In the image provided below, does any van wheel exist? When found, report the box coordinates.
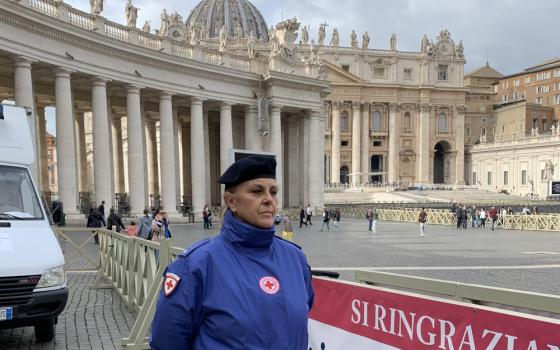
[34,319,55,342]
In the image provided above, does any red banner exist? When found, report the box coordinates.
[308,277,560,350]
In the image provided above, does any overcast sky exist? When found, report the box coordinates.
[44,0,558,135]
[63,0,559,75]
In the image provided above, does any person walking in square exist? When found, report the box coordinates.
[489,206,498,230]
[418,208,427,237]
[332,209,340,232]
[107,207,126,233]
[461,205,468,229]
[203,204,211,229]
[281,214,294,241]
[306,204,313,225]
[299,207,308,228]
[320,208,330,232]
[479,208,487,229]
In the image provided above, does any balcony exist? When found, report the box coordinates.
[370,128,388,136]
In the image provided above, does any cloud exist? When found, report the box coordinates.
[65,0,559,74]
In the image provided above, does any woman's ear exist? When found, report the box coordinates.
[224,191,236,213]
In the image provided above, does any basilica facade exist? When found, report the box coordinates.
[319,30,467,186]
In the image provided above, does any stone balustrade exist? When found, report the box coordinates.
[17,0,311,77]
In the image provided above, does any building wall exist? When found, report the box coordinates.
[470,135,560,197]
[494,60,560,121]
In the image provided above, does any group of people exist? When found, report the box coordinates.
[86,202,172,244]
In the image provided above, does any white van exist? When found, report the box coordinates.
[0,104,67,342]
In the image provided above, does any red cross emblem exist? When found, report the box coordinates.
[259,276,280,295]
[164,273,180,297]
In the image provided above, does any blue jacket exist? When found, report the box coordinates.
[150,209,314,350]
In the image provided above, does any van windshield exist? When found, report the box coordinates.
[0,165,44,220]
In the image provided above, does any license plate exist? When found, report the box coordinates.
[0,307,13,321]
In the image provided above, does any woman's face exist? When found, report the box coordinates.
[225,178,278,229]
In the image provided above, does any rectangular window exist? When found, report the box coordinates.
[373,67,385,78]
[472,172,477,185]
[555,95,560,105]
[493,85,498,93]
[525,76,532,84]
[555,69,560,78]
[404,68,412,80]
[341,64,350,72]
[341,140,349,147]
[541,169,546,180]
[438,65,448,81]
[521,170,527,185]
[487,171,492,186]
[514,79,520,87]
[503,171,509,186]
[536,97,543,104]
[466,127,470,136]
[373,141,382,147]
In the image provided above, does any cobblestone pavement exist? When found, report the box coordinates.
[3,217,559,348]
[0,273,137,350]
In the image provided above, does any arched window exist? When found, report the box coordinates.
[438,112,447,132]
[371,111,382,130]
[340,111,350,131]
[403,112,412,133]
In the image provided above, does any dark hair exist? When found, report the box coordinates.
[143,209,149,215]
[130,221,136,225]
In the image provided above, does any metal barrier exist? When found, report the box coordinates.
[355,270,560,319]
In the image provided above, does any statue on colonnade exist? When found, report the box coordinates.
[318,23,327,45]
[330,28,339,47]
[362,31,370,49]
[89,0,103,16]
[219,25,228,52]
[142,20,150,33]
[247,31,256,58]
[350,30,358,48]
[125,0,138,28]
[300,25,309,45]
[160,9,169,36]
[390,33,397,50]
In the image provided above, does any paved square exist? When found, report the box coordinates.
[3,217,560,349]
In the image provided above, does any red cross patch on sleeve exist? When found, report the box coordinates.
[164,272,181,297]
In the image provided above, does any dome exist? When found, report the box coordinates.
[186,0,269,42]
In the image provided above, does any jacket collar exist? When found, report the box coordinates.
[220,209,275,250]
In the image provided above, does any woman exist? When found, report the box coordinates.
[151,208,164,243]
[150,155,314,350]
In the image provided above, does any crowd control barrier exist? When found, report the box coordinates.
[55,228,560,349]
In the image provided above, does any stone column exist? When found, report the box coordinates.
[388,103,400,185]
[331,102,341,184]
[159,92,179,215]
[287,116,300,207]
[54,68,79,215]
[145,117,159,198]
[74,112,88,193]
[308,110,323,210]
[181,123,191,200]
[417,103,431,183]
[244,105,259,151]
[455,105,466,185]
[36,107,50,192]
[190,97,206,218]
[299,115,310,207]
[91,78,113,207]
[351,102,362,186]
[14,56,39,185]
[112,116,125,194]
[220,102,234,203]
[203,109,211,204]
[270,105,283,209]
[361,103,370,183]
[126,85,148,216]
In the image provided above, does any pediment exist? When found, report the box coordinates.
[322,60,364,84]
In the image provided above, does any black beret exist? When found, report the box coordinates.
[218,155,276,190]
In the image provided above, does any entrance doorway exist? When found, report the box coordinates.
[370,155,384,183]
[433,141,451,184]
[340,166,349,184]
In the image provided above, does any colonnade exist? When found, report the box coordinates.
[9,55,325,219]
